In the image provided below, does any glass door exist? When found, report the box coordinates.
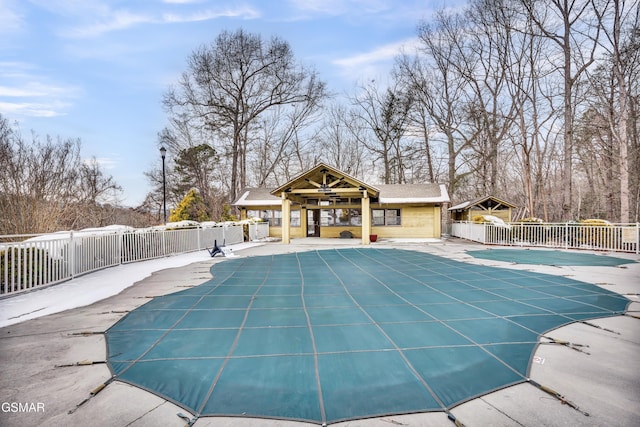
[307,209,320,237]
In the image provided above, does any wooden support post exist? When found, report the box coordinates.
[361,191,371,245]
[282,193,291,244]
[301,206,307,237]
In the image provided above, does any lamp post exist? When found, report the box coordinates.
[160,146,167,224]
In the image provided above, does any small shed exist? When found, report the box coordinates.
[449,195,517,222]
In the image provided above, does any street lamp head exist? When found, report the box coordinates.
[159,146,167,159]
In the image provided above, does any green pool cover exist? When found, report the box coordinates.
[467,248,636,266]
[106,248,630,424]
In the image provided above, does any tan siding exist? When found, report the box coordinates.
[244,204,442,239]
[371,205,437,238]
[270,226,282,238]
[291,225,305,238]
[320,227,361,238]
[254,224,304,239]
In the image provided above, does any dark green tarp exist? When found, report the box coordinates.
[106,248,630,424]
[467,248,636,266]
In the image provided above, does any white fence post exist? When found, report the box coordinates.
[69,231,76,279]
[162,229,167,257]
[118,231,123,265]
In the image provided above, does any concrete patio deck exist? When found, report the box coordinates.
[1,238,639,427]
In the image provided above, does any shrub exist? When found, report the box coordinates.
[472,215,486,224]
[579,219,612,226]
[219,204,237,222]
[517,217,544,223]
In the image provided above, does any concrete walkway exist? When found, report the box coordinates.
[1,238,639,427]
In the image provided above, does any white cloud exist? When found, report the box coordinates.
[61,10,155,38]
[163,0,205,4]
[0,81,76,98]
[288,0,389,16]
[0,62,81,118]
[333,37,420,75]
[0,0,24,34]
[0,101,68,117]
[162,6,260,23]
[0,87,40,97]
[60,4,260,38]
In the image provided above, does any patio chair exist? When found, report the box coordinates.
[207,239,225,257]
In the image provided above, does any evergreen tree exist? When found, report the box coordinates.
[169,189,211,222]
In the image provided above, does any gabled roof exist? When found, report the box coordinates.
[378,184,449,204]
[449,195,516,211]
[234,183,450,206]
[233,163,451,207]
[271,163,379,203]
[233,188,281,206]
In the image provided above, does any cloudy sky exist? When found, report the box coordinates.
[0,0,461,206]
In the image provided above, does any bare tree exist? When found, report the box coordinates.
[402,96,438,183]
[397,11,475,198]
[519,0,604,219]
[600,0,638,222]
[0,114,121,234]
[163,29,327,202]
[249,98,324,187]
[349,79,414,184]
[316,103,369,178]
[491,0,560,220]
[574,0,640,222]
[454,0,520,196]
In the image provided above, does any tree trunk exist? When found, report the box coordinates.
[562,31,573,219]
[612,0,630,223]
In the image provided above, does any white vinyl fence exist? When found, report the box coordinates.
[451,221,640,254]
[0,223,250,296]
[248,222,269,241]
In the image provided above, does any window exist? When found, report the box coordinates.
[335,208,350,226]
[372,209,401,226]
[320,209,362,226]
[247,210,282,226]
[290,210,300,227]
[372,209,385,226]
[349,209,362,225]
[385,209,401,225]
[273,210,282,226]
[320,209,332,226]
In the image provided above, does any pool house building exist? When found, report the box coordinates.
[233,163,450,244]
